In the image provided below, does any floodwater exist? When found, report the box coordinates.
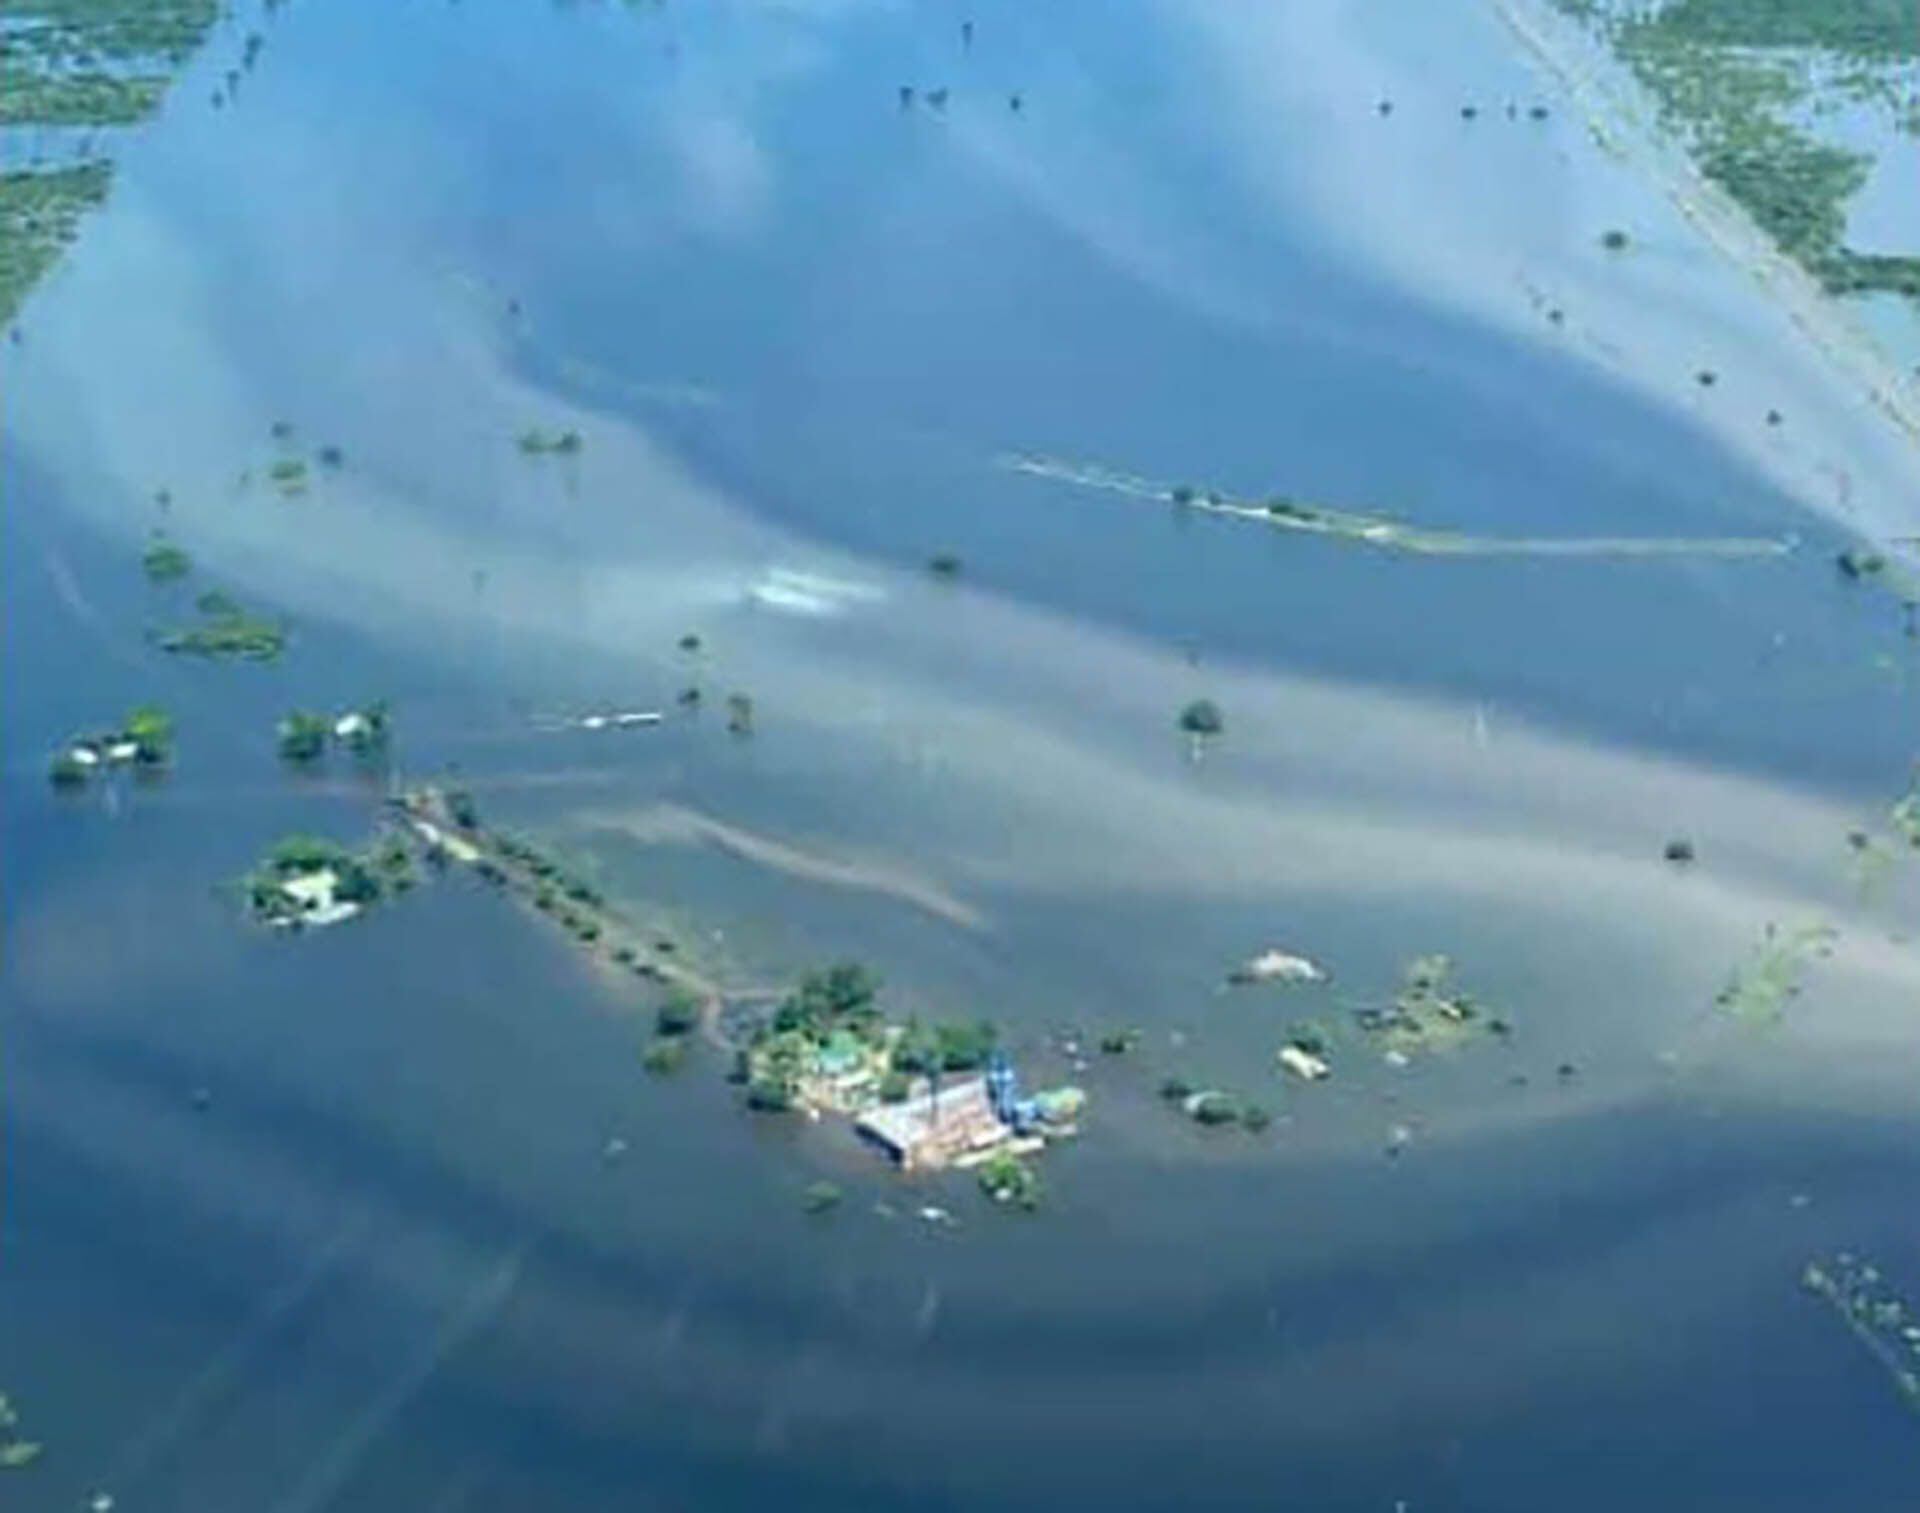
[3,0,1918,1509]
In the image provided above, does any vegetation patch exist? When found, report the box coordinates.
[153,590,287,660]
[1178,698,1225,738]
[1354,954,1512,1056]
[977,1149,1041,1209]
[1714,920,1837,1022]
[267,457,310,495]
[641,1036,688,1075]
[276,702,389,763]
[242,831,415,929]
[1556,0,1920,302]
[1,0,221,325]
[141,535,192,583]
[1,160,113,326]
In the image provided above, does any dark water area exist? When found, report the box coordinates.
[7,780,1920,1510]
[5,0,1920,1507]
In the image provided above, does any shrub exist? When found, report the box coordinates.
[656,992,700,1038]
[641,1037,687,1075]
[1178,699,1224,737]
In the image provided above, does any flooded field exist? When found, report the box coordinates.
[3,0,1917,1509]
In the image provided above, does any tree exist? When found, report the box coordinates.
[269,834,350,874]
[927,552,962,578]
[642,1036,687,1075]
[48,751,88,787]
[657,991,700,1037]
[1600,228,1630,251]
[277,710,329,763]
[934,1019,995,1071]
[977,1149,1040,1209]
[333,864,380,905]
[124,705,173,764]
[142,537,192,582]
[1178,698,1224,737]
[745,1079,791,1112]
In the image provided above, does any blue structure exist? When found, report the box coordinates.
[987,1050,1042,1134]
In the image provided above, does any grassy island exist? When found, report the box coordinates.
[1715,920,1836,1022]
[1352,954,1512,1057]
[141,536,192,583]
[154,590,286,660]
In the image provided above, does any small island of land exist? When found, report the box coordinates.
[277,701,390,763]
[141,536,191,583]
[242,831,416,930]
[153,590,286,660]
[48,705,173,786]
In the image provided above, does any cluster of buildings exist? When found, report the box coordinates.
[854,1052,1084,1172]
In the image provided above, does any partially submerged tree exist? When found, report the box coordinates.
[1178,698,1224,738]
[277,710,329,763]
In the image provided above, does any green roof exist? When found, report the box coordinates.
[815,1030,866,1074]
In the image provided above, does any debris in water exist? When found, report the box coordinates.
[1278,1043,1331,1082]
[802,1180,843,1216]
[1227,948,1327,987]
